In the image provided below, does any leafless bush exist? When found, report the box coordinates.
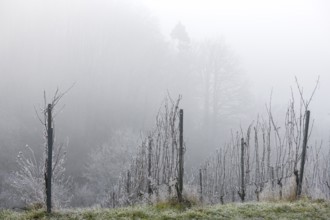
[9,142,72,208]
[108,95,183,207]
[195,78,323,204]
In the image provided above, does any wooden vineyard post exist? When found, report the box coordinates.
[238,137,245,202]
[297,110,310,198]
[271,166,275,190]
[177,109,184,202]
[199,169,203,203]
[46,104,53,213]
[148,136,152,198]
[127,170,130,195]
[112,191,115,208]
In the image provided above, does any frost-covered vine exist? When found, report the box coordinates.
[107,95,183,207]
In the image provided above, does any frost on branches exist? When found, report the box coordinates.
[9,143,72,208]
[9,89,73,208]
[193,78,330,203]
[107,95,183,207]
[83,129,139,206]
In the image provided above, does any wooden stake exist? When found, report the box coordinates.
[178,109,184,202]
[46,104,53,213]
[297,110,310,197]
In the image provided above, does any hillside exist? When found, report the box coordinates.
[1,199,329,220]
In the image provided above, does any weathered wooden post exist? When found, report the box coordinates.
[297,110,310,197]
[127,170,131,195]
[199,169,203,203]
[112,191,115,208]
[148,136,152,197]
[271,166,275,189]
[177,109,184,202]
[46,104,53,213]
[238,137,245,202]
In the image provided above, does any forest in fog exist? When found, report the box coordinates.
[0,0,330,210]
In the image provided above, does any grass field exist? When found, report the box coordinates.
[1,198,329,220]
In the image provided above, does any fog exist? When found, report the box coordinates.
[0,0,329,208]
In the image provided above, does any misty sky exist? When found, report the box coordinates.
[1,0,329,104]
[1,0,329,138]
[142,0,330,94]
[141,0,330,137]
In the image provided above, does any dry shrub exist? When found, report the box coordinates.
[260,177,297,202]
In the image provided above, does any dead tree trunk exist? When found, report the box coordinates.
[46,104,53,213]
[297,110,310,198]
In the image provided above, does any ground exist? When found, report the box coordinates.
[1,198,329,220]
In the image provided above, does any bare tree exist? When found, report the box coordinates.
[9,88,73,209]
[193,39,248,148]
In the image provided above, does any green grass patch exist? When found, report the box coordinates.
[1,199,329,220]
[154,197,194,212]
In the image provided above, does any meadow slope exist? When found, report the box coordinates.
[1,199,329,220]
